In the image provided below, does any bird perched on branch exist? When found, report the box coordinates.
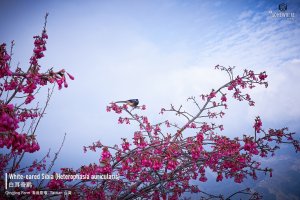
[115,99,139,107]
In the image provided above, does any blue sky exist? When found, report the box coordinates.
[1,0,300,199]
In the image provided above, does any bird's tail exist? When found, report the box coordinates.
[115,101,127,103]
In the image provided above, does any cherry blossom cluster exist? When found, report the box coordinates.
[0,132,40,154]
[0,43,12,78]
[55,66,299,200]
[30,30,48,66]
[1,16,74,104]
[48,178,64,190]
[0,29,74,156]
[0,104,40,154]
[0,104,19,132]
[0,13,74,154]
[0,14,73,198]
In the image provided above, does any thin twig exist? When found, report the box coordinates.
[38,132,67,189]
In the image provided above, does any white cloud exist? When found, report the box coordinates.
[248,60,300,122]
[238,10,254,20]
[260,185,300,200]
[290,58,300,64]
[192,8,300,127]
